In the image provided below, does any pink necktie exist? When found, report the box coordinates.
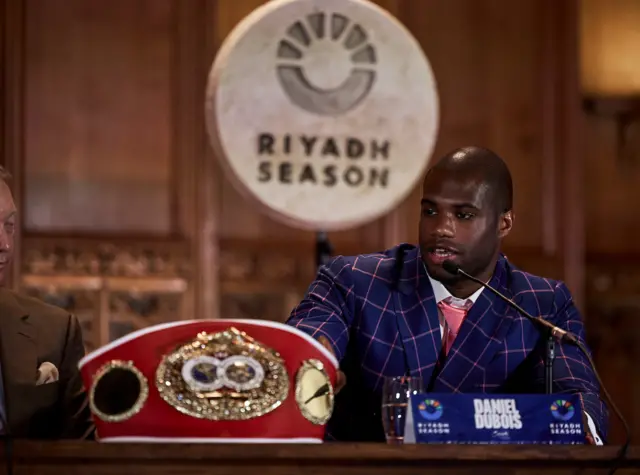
[437,300,468,355]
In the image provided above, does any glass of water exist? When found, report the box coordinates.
[381,376,424,444]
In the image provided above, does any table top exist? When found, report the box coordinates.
[4,441,636,466]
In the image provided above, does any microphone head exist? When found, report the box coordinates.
[442,260,461,275]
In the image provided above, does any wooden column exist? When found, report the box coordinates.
[558,0,586,310]
[0,0,25,291]
[175,0,221,320]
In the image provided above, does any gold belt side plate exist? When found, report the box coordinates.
[156,327,289,420]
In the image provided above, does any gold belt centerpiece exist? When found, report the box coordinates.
[156,327,289,420]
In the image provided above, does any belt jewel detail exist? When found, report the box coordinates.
[155,327,289,420]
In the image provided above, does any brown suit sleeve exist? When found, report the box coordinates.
[58,314,95,439]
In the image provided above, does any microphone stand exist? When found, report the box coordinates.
[315,231,333,270]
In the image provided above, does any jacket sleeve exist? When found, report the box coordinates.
[538,282,608,442]
[286,256,356,362]
[58,314,95,440]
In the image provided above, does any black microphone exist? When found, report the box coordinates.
[315,231,333,269]
[442,259,630,475]
[441,260,578,345]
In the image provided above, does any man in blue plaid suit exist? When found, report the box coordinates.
[287,146,606,443]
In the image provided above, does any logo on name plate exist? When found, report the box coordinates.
[550,399,575,422]
[418,399,443,421]
[205,0,439,231]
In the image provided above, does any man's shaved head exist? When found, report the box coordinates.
[419,146,515,296]
[428,146,513,214]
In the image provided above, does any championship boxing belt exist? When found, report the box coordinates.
[78,320,338,443]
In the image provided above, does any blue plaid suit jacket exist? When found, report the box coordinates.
[287,244,607,442]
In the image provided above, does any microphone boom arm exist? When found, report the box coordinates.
[454,266,564,395]
[454,266,577,345]
[441,259,630,474]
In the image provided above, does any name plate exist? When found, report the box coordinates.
[404,393,584,445]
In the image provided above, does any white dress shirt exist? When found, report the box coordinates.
[427,275,602,445]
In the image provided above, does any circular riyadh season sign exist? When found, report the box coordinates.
[205,0,439,231]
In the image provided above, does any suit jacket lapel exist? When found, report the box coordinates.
[393,247,441,382]
[0,289,37,431]
[432,256,517,392]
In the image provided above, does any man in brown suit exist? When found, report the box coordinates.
[0,167,93,439]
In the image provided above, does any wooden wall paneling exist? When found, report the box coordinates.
[580,0,640,199]
[579,0,640,438]
[587,261,640,444]
[584,119,640,254]
[582,0,640,262]
[557,0,586,309]
[17,0,204,337]
[0,0,3,166]
[373,0,410,249]
[397,0,551,266]
[579,0,640,254]
[553,1,632,445]
[174,0,219,321]
[22,0,175,235]
[547,0,638,444]
[1,0,25,290]
[213,0,272,321]
[540,0,560,258]
[481,0,546,253]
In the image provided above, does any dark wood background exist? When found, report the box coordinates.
[1,0,639,445]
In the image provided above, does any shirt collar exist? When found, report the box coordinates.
[427,274,484,308]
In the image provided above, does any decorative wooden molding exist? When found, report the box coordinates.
[20,236,191,349]
[21,237,191,278]
[23,284,101,352]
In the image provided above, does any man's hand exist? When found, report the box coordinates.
[318,336,347,393]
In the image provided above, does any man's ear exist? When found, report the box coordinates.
[498,210,514,239]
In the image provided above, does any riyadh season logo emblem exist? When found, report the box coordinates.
[418,399,443,421]
[550,399,576,422]
[276,12,377,116]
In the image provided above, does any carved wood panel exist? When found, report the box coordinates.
[20,237,190,350]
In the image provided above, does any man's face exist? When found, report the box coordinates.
[418,168,512,284]
[0,181,17,285]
